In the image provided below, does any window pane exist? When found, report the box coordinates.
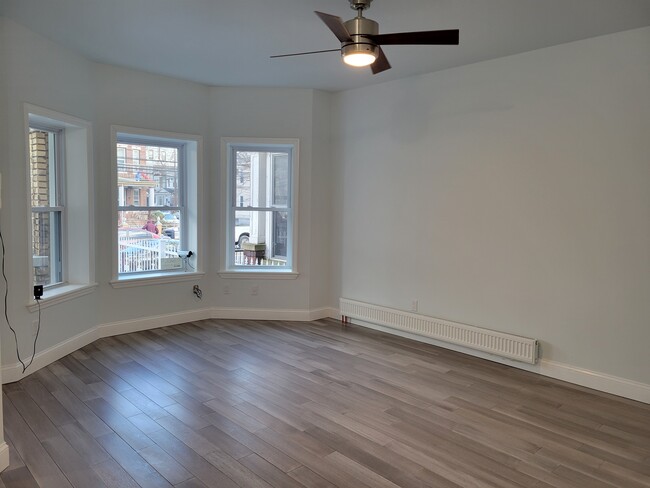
[234,151,252,208]
[234,210,251,249]
[29,128,58,207]
[232,210,289,267]
[118,210,181,274]
[117,143,180,208]
[32,211,62,286]
[272,153,289,207]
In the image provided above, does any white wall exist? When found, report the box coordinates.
[2,13,648,405]
[0,18,98,363]
[0,17,10,472]
[92,63,212,325]
[331,27,650,384]
[0,17,334,384]
[209,86,332,312]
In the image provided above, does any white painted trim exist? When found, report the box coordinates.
[212,307,316,322]
[26,283,97,312]
[1,306,335,384]
[5,304,644,404]
[537,359,650,405]
[349,318,650,405]
[309,307,339,321]
[98,308,213,337]
[110,272,205,289]
[2,326,99,383]
[0,442,9,473]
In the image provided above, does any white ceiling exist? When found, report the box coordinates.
[2,0,650,92]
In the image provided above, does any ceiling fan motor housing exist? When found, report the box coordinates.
[342,16,379,58]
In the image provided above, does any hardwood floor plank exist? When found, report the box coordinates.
[138,445,194,485]
[238,453,305,488]
[85,397,154,450]
[96,432,172,488]
[3,318,649,488]
[196,425,252,460]
[41,435,108,488]
[286,466,337,488]
[20,379,75,427]
[57,422,111,466]
[91,458,141,488]
[2,395,72,488]
[5,390,62,442]
[147,429,240,488]
[203,411,301,472]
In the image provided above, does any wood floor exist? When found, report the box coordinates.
[1,318,649,488]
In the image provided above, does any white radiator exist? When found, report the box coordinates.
[340,298,538,364]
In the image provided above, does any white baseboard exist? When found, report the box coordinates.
[98,308,214,337]
[0,442,9,473]
[5,306,644,405]
[1,327,100,384]
[537,359,650,404]
[210,306,337,322]
[1,306,337,384]
[350,319,650,405]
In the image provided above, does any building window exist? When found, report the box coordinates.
[26,105,95,302]
[29,126,63,287]
[114,127,200,280]
[221,138,298,273]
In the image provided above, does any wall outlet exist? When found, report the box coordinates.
[251,284,259,296]
[223,284,231,295]
[410,299,418,313]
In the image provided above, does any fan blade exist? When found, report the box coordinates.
[371,47,391,74]
[368,29,459,45]
[271,48,341,59]
[315,11,352,42]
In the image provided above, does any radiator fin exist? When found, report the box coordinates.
[340,298,538,364]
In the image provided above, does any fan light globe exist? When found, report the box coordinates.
[343,51,377,67]
[341,42,378,67]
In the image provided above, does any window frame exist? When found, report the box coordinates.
[28,123,66,288]
[24,104,96,310]
[111,126,203,286]
[219,137,299,279]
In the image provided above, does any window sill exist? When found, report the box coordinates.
[218,270,299,280]
[26,283,98,312]
[110,271,205,289]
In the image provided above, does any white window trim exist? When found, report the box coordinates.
[110,125,203,286]
[218,137,299,277]
[24,104,95,308]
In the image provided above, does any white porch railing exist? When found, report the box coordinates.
[119,235,180,273]
[234,250,286,267]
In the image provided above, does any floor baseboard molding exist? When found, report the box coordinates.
[98,308,214,337]
[210,306,337,322]
[1,306,339,384]
[1,327,100,384]
[351,318,650,405]
[3,307,647,404]
[537,359,650,404]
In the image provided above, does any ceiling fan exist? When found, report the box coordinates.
[271,0,459,74]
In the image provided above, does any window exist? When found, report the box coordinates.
[113,127,201,282]
[26,105,95,306]
[221,138,298,275]
[29,126,63,286]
